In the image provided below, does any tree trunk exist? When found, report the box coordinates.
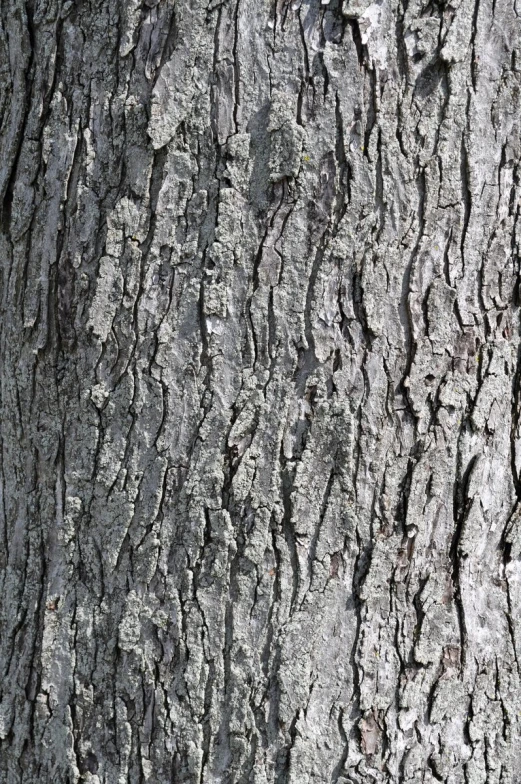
[1,0,520,781]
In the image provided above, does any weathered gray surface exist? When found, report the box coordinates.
[1,0,521,781]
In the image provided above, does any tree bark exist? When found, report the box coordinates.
[1,0,521,781]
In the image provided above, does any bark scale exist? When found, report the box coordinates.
[1,0,520,782]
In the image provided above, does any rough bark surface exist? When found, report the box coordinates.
[1,0,521,782]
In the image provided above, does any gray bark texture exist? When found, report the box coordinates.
[1,0,521,782]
